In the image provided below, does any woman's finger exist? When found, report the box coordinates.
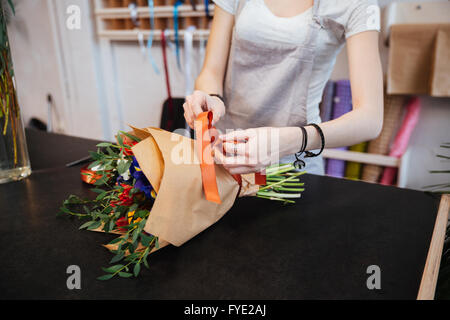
[228,166,259,175]
[183,102,194,129]
[213,146,247,167]
[190,91,207,118]
[223,141,247,157]
[219,129,250,143]
[207,95,225,125]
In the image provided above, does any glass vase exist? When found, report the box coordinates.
[0,3,31,184]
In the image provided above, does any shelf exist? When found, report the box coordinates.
[322,149,400,168]
[95,4,215,19]
[98,29,210,41]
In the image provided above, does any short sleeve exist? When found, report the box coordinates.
[212,0,238,15]
[345,0,381,39]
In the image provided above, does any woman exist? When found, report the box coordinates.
[183,0,383,175]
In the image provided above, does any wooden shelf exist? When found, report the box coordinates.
[95,4,215,19]
[322,149,400,168]
[98,29,210,41]
[94,0,214,40]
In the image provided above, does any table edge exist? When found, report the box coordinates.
[417,194,450,300]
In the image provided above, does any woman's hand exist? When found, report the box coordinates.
[214,127,302,175]
[183,90,226,129]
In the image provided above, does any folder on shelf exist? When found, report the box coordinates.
[361,94,405,183]
[345,142,368,181]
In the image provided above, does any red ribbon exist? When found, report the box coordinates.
[196,112,221,204]
[80,165,103,185]
[195,112,266,203]
[161,30,174,131]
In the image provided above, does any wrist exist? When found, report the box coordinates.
[209,94,224,104]
[279,127,303,158]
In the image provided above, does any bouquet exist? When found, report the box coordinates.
[60,112,306,280]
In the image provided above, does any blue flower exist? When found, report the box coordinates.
[130,157,154,199]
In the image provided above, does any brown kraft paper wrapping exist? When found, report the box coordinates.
[131,126,240,247]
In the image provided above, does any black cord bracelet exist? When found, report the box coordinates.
[294,127,307,169]
[209,94,224,103]
[304,123,325,158]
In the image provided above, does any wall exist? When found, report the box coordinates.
[7,0,450,190]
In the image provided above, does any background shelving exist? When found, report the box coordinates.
[95,0,213,40]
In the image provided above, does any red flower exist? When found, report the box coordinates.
[115,217,128,231]
[122,136,138,156]
[111,184,134,207]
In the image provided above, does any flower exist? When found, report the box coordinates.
[130,157,155,199]
[110,184,134,207]
[115,217,128,231]
[127,210,142,225]
[122,136,138,157]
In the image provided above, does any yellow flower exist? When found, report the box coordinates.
[127,210,142,225]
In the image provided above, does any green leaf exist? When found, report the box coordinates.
[118,272,133,278]
[102,264,124,273]
[96,191,108,201]
[108,219,115,232]
[116,134,124,147]
[110,252,125,264]
[132,230,139,244]
[79,220,95,230]
[59,206,71,215]
[135,210,149,219]
[87,220,102,230]
[117,160,131,175]
[97,274,114,281]
[119,131,142,143]
[108,237,123,245]
[129,203,139,213]
[90,188,106,194]
[96,142,114,148]
[89,151,103,161]
[133,263,141,277]
[140,233,153,247]
[94,176,109,186]
[143,256,150,269]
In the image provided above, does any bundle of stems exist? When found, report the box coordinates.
[0,1,19,165]
[257,163,306,204]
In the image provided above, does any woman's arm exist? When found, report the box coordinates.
[305,30,384,150]
[217,31,384,174]
[183,6,234,128]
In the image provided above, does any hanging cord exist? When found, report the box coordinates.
[173,0,184,71]
[146,0,160,74]
[184,26,196,97]
[189,0,197,11]
[204,0,211,19]
[161,30,174,131]
[128,3,146,56]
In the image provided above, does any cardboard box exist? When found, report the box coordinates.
[387,24,450,97]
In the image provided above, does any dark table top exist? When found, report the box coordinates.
[0,129,441,299]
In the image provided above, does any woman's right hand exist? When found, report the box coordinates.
[183,90,226,129]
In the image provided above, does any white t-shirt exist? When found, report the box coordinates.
[213,0,380,123]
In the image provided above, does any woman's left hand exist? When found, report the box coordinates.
[214,127,302,175]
